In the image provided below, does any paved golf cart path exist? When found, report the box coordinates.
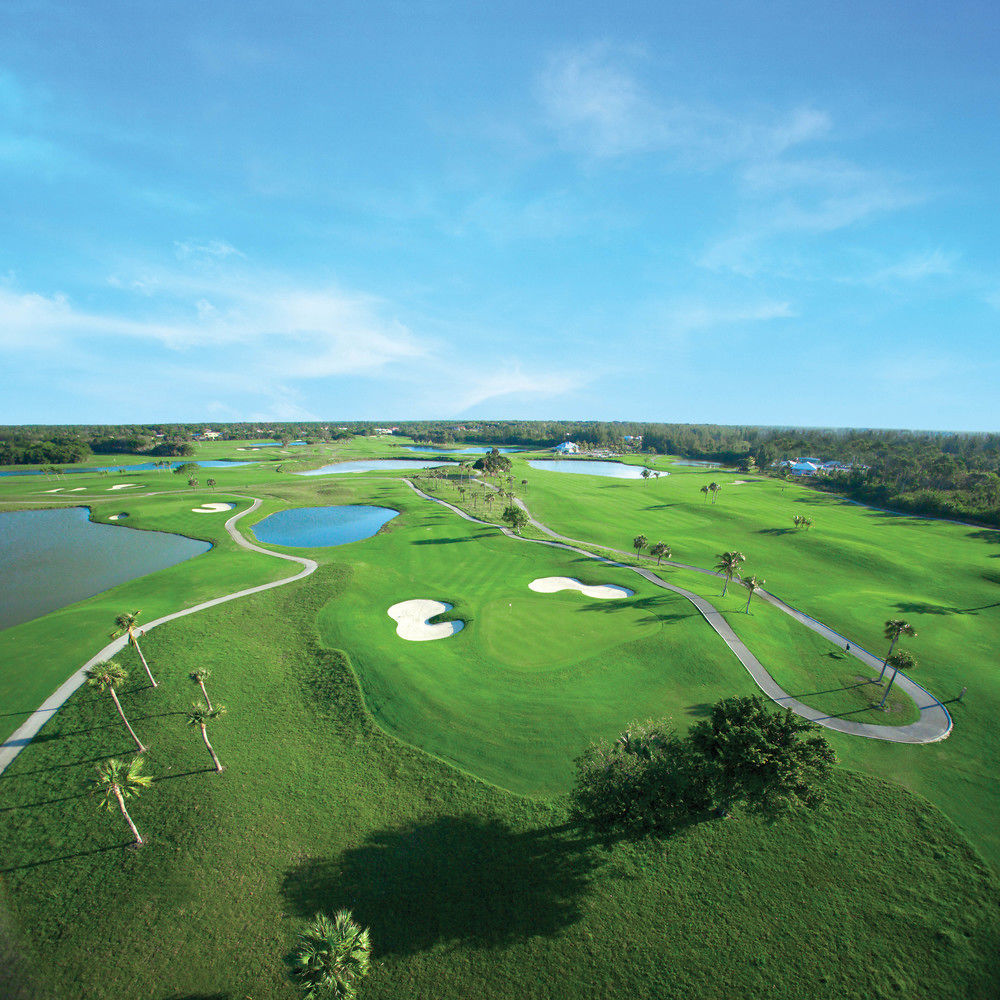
[0,498,317,776]
[405,480,951,744]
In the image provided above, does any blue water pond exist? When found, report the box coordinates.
[295,460,452,476]
[251,505,399,548]
[526,460,661,479]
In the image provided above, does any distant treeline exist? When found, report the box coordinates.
[2,420,998,525]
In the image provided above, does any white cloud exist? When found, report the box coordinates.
[442,367,589,414]
[867,250,956,284]
[174,239,246,261]
[665,300,796,333]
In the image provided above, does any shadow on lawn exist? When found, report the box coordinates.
[411,537,470,545]
[281,816,601,957]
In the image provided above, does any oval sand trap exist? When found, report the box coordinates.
[529,576,634,599]
[108,512,128,521]
[192,502,236,514]
[388,599,465,641]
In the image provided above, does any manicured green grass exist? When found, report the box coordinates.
[1,560,997,1000]
[516,462,1000,863]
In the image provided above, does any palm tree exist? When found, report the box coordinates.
[709,482,721,504]
[187,702,227,772]
[189,668,214,710]
[878,650,917,709]
[110,610,157,687]
[92,756,152,847]
[188,477,199,488]
[291,910,371,1000]
[207,477,217,488]
[700,484,710,501]
[792,515,803,529]
[641,468,651,482]
[649,541,671,565]
[743,574,765,613]
[85,661,145,751]
[633,534,648,557]
[715,551,746,597]
[878,619,916,681]
[802,517,813,530]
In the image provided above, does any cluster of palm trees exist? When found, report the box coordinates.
[792,515,814,530]
[713,550,766,613]
[875,619,918,710]
[84,610,228,847]
[700,482,722,503]
[631,536,672,565]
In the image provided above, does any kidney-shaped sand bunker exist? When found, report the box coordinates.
[528,576,634,599]
[388,599,465,641]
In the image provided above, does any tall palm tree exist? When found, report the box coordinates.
[110,610,157,687]
[878,619,916,681]
[641,468,651,482]
[878,650,917,709]
[207,477,217,488]
[649,541,671,565]
[743,574,765,613]
[633,534,648,557]
[187,703,227,772]
[700,484,710,501]
[92,756,152,847]
[85,661,145,751]
[715,551,746,597]
[189,668,214,710]
[291,910,371,1000]
[709,482,721,503]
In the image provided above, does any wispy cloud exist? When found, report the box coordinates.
[174,239,246,261]
[865,250,956,284]
[537,43,830,165]
[445,367,590,414]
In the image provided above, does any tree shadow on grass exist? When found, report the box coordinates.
[758,527,795,535]
[411,537,470,545]
[0,842,124,874]
[281,815,601,958]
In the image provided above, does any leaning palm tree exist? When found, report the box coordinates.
[85,661,145,751]
[650,541,671,566]
[700,484,710,501]
[189,668,214,710]
[187,702,227,772]
[715,551,746,597]
[291,910,371,1000]
[92,756,152,847]
[743,574,765,613]
[878,650,917,709]
[709,482,721,504]
[633,534,648,557]
[111,610,157,687]
[878,619,916,681]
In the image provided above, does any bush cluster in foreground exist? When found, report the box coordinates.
[571,696,837,834]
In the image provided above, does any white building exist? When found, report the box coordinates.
[554,441,579,454]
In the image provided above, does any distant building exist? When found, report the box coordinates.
[555,441,580,455]
[197,429,221,440]
[790,461,819,476]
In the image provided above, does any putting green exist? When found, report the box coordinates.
[317,501,757,794]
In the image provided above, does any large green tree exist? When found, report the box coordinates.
[649,541,671,566]
[688,696,836,818]
[291,910,372,1000]
[110,610,157,687]
[633,534,648,557]
[500,503,529,535]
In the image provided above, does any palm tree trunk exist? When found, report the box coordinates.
[198,680,213,712]
[131,629,157,687]
[745,591,753,613]
[878,667,900,708]
[114,786,143,845]
[109,689,145,751]
[201,723,223,772]
[878,637,897,682]
[722,575,730,597]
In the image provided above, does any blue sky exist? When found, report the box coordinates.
[1,0,998,429]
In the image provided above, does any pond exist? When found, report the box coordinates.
[251,505,399,547]
[671,459,724,468]
[295,460,453,476]
[405,445,523,454]
[526,460,660,479]
[0,460,255,477]
[0,507,212,631]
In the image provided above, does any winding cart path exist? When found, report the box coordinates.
[406,480,951,744]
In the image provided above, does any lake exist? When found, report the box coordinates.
[251,505,399,547]
[0,460,255,477]
[0,507,211,631]
[526,460,659,479]
[295,460,453,476]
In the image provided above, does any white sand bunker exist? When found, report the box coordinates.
[109,512,128,521]
[388,600,465,641]
[192,502,236,514]
[108,484,139,490]
[529,577,634,599]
